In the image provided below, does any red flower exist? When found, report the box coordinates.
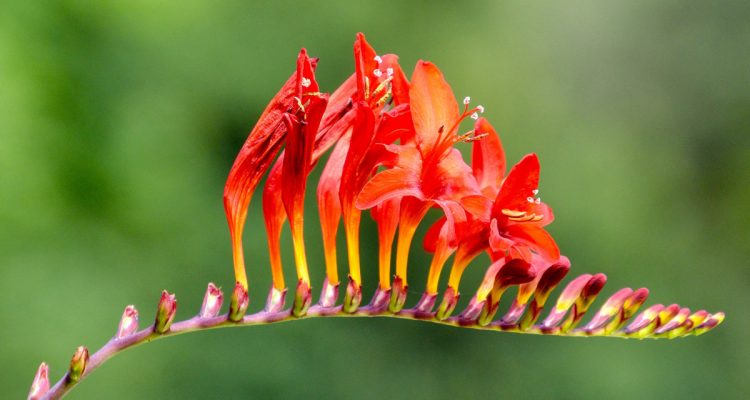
[356,60,486,311]
[223,49,318,290]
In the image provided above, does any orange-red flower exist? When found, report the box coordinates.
[356,60,486,311]
[223,49,318,290]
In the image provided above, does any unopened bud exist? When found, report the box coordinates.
[28,362,49,400]
[68,346,89,383]
[229,282,249,322]
[154,291,177,333]
[116,305,139,339]
[199,283,223,318]
[292,279,312,317]
[343,276,362,313]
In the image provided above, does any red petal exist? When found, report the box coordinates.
[493,153,539,215]
[423,217,447,253]
[354,33,379,103]
[314,74,357,161]
[472,118,505,197]
[409,61,460,157]
[505,224,561,262]
[281,95,328,224]
[356,168,423,210]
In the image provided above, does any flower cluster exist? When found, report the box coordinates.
[28,33,724,400]
[221,33,723,333]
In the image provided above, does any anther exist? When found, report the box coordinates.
[470,112,479,120]
[527,197,534,203]
[386,67,394,77]
[463,96,471,105]
[535,198,541,204]
[373,69,383,78]
[301,77,311,88]
[501,209,526,218]
[477,105,485,113]
[374,55,383,64]
[532,189,539,195]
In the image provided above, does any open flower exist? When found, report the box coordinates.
[356,60,486,311]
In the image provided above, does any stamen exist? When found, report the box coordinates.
[386,67,394,77]
[301,78,311,88]
[294,96,305,113]
[477,105,485,113]
[501,209,526,218]
[370,76,393,102]
[532,189,539,195]
[470,112,479,120]
[373,69,383,78]
[374,55,383,64]
[527,197,534,203]
[463,96,471,105]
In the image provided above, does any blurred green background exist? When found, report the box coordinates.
[1,0,748,399]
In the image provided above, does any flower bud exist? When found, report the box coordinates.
[154,291,177,333]
[292,279,311,317]
[199,283,223,318]
[318,278,338,308]
[28,362,49,400]
[116,305,139,339]
[342,276,362,313]
[229,282,249,322]
[68,346,89,383]
[694,312,725,336]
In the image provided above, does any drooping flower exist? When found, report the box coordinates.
[317,33,410,311]
[223,49,319,290]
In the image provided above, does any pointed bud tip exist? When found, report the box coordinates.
[116,305,139,338]
[200,283,224,318]
[155,290,177,333]
[68,346,89,383]
[28,362,49,400]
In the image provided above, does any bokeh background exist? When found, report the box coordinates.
[2,1,748,399]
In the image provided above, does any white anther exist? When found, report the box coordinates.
[301,77,311,88]
[532,189,539,195]
[374,55,383,64]
[535,198,541,204]
[527,197,535,203]
[386,67,394,77]
[477,105,485,113]
[373,69,383,77]
[470,112,479,120]
[463,96,471,105]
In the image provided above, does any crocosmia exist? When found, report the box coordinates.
[222,32,723,339]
